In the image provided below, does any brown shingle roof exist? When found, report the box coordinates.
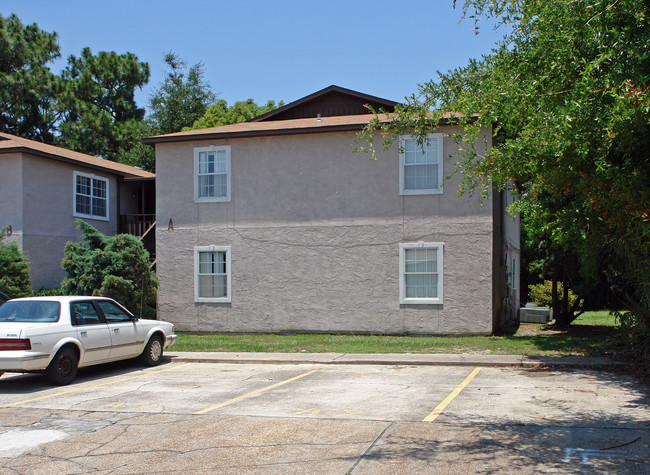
[0,132,154,179]
[142,110,472,145]
[143,113,391,144]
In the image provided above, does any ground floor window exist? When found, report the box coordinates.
[194,246,231,302]
[399,242,444,304]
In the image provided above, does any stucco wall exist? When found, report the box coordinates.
[0,153,24,250]
[155,128,496,334]
[18,154,117,290]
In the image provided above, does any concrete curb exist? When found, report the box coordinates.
[165,351,623,368]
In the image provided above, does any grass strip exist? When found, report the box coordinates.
[171,311,620,357]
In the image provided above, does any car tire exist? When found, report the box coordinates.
[140,335,163,366]
[46,347,78,385]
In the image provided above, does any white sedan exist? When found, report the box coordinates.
[0,296,177,385]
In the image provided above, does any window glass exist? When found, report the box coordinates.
[400,243,443,304]
[198,251,228,298]
[0,301,60,322]
[195,146,231,201]
[400,135,443,195]
[404,248,438,298]
[71,302,102,325]
[97,301,132,322]
[75,172,108,219]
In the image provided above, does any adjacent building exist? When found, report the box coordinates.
[0,133,155,291]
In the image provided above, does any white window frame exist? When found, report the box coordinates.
[194,145,231,202]
[73,171,109,221]
[194,246,232,303]
[399,242,444,305]
[399,133,444,195]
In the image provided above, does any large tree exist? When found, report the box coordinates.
[56,47,150,161]
[360,0,650,331]
[148,52,215,135]
[0,13,61,143]
[0,13,150,163]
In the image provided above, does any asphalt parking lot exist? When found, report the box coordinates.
[0,355,648,474]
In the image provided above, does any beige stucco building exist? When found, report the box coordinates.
[0,133,155,291]
[146,86,520,334]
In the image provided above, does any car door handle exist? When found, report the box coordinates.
[113,328,120,334]
[80,331,87,337]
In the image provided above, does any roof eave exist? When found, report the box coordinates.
[142,123,369,145]
[141,114,478,145]
[0,145,153,179]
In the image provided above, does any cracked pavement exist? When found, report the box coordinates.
[0,360,648,473]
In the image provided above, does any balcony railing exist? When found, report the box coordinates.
[120,214,155,262]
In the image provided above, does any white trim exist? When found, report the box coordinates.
[399,133,444,195]
[194,145,231,202]
[73,171,110,221]
[194,246,232,303]
[399,242,444,305]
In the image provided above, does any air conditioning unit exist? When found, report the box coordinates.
[519,304,552,323]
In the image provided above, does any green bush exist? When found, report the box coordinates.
[34,288,64,297]
[0,226,32,298]
[528,280,579,308]
[62,220,157,316]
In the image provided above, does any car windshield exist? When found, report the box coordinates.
[0,301,61,323]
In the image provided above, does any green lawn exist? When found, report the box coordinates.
[171,310,620,357]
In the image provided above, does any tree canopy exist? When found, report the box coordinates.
[187,98,284,130]
[56,47,150,161]
[0,13,61,143]
[0,16,282,172]
[359,0,650,331]
[0,13,150,162]
[147,52,216,135]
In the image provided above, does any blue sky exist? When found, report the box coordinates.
[2,1,506,111]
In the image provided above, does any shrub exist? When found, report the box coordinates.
[35,288,64,297]
[62,220,157,316]
[0,226,32,298]
[528,280,579,308]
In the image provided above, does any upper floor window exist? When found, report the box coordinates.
[194,145,231,202]
[74,171,109,220]
[399,134,443,195]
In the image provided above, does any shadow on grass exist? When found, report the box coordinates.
[507,324,620,356]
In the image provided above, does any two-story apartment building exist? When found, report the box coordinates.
[0,133,155,291]
[145,86,519,334]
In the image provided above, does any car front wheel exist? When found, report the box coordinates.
[46,347,78,385]
[140,335,163,366]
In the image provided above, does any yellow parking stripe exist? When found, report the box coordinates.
[0,363,193,409]
[423,366,482,422]
[195,366,327,415]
